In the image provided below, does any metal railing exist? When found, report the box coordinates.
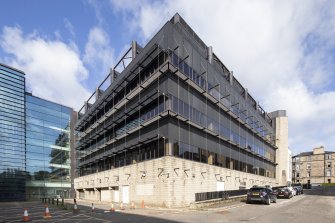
[195,189,249,202]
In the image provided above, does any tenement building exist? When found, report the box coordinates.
[74,14,289,207]
[292,146,335,184]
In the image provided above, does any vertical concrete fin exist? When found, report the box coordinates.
[132,41,137,59]
[229,71,233,85]
[207,46,213,64]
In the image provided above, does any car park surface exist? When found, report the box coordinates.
[0,187,334,223]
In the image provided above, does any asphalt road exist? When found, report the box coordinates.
[0,189,334,223]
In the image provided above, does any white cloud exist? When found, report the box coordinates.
[110,0,335,153]
[64,18,76,39]
[0,26,91,110]
[83,26,114,82]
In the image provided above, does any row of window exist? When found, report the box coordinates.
[26,165,70,182]
[0,93,24,106]
[27,130,69,144]
[26,154,70,166]
[0,66,25,80]
[170,95,275,161]
[0,87,24,101]
[0,80,24,95]
[79,139,165,176]
[0,77,24,92]
[294,154,333,162]
[80,100,165,157]
[26,95,72,114]
[296,170,332,178]
[26,116,70,133]
[174,141,274,178]
[79,52,167,132]
[171,53,272,138]
[26,102,71,122]
[27,108,70,126]
[0,70,24,85]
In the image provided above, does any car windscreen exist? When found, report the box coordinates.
[249,188,265,192]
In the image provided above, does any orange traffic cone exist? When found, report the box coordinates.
[22,208,30,222]
[43,205,52,219]
[130,201,135,209]
[120,202,125,210]
[141,200,145,208]
[91,203,95,212]
[110,203,115,212]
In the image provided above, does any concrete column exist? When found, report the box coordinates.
[165,142,173,156]
[207,46,213,64]
[230,160,234,169]
[132,41,137,59]
[269,110,289,186]
[208,153,213,165]
[94,188,101,201]
[229,71,233,85]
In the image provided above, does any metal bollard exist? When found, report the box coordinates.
[62,198,64,206]
[57,198,59,206]
[52,198,54,205]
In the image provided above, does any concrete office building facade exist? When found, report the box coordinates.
[74,14,289,207]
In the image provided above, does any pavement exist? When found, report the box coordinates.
[0,188,334,223]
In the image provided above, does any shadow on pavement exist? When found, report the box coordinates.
[0,201,184,223]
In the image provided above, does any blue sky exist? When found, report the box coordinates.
[1,0,335,154]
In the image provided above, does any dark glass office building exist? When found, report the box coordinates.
[25,93,73,199]
[0,63,26,201]
[74,14,288,206]
[76,14,277,177]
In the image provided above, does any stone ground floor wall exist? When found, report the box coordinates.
[74,156,277,207]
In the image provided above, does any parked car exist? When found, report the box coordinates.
[287,186,296,196]
[276,187,293,199]
[246,186,277,205]
[293,186,303,195]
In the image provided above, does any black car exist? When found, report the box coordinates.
[246,186,277,205]
[276,187,293,198]
[293,186,303,195]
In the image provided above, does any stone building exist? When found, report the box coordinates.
[292,146,335,184]
[74,14,289,207]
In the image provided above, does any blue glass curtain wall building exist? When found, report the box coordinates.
[25,93,72,199]
[0,63,26,201]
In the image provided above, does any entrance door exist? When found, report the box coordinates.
[122,186,129,204]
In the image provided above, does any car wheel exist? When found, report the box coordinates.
[266,197,271,205]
